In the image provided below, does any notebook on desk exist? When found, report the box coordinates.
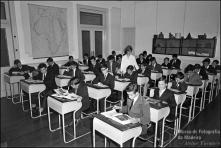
[22,79,44,84]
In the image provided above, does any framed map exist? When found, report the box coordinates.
[28,4,69,58]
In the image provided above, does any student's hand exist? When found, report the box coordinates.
[115,75,119,79]
[130,118,140,124]
[97,82,102,85]
[77,97,82,102]
[113,105,121,110]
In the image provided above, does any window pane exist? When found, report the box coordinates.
[82,30,91,56]
[95,31,102,56]
[1,28,10,67]
[1,2,6,20]
[80,11,103,26]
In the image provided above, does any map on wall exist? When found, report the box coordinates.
[28,4,69,58]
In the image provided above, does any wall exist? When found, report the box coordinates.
[133,1,220,70]
[1,1,122,98]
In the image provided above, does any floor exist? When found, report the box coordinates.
[1,90,220,147]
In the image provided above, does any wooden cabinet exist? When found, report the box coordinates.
[152,37,216,57]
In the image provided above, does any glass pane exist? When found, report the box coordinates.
[82,30,91,57]
[80,11,103,26]
[166,39,180,47]
[1,2,6,20]
[165,48,179,55]
[1,28,10,67]
[95,31,102,57]
[153,47,165,54]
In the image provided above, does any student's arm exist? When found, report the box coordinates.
[140,100,150,125]
[133,56,139,70]
[92,74,100,84]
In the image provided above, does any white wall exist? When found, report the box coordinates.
[132,1,220,70]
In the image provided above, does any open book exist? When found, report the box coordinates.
[101,110,133,125]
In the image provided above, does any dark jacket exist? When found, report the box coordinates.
[161,63,172,69]
[106,61,118,75]
[137,67,151,78]
[136,58,147,66]
[85,63,101,77]
[199,66,209,80]
[171,80,188,92]
[207,65,217,75]
[92,72,115,90]
[149,63,163,73]
[47,63,59,76]
[153,88,176,108]
[69,81,90,112]
[170,59,181,69]
[33,71,57,90]
[63,61,72,67]
[9,65,36,79]
[83,59,90,66]
[123,71,138,83]
[63,68,85,82]
[121,95,150,125]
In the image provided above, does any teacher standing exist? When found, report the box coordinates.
[120,45,139,74]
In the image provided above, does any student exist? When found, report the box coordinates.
[96,54,106,66]
[123,65,138,83]
[184,64,194,74]
[149,57,162,73]
[115,54,122,75]
[137,63,151,96]
[92,64,115,90]
[120,45,139,74]
[68,77,90,121]
[83,53,90,66]
[143,51,148,63]
[63,56,74,67]
[152,76,176,143]
[146,54,152,65]
[111,50,117,61]
[92,64,115,112]
[170,72,188,92]
[114,83,151,140]
[85,56,101,77]
[63,61,85,82]
[9,59,36,79]
[170,54,181,69]
[161,57,172,69]
[136,53,146,66]
[199,59,209,80]
[208,60,219,74]
[184,64,203,85]
[33,63,57,113]
[106,55,118,75]
[46,57,59,76]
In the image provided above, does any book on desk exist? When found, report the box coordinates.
[51,89,81,103]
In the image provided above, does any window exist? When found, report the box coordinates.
[1,28,10,67]
[1,2,6,20]
[80,11,103,26]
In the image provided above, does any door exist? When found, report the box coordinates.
[81,29,103,57]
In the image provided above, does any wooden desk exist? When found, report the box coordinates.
[55,75,72,87]
[47,95,82,143]
[3,73,25,103]
[151,71,162,86]
[87,83,111,114]
[144,97,170,147]
[114,78,131,106]
[93,112,142,147]
[79,65,89,71]
[83,71,96,82]
[20,79,46,118]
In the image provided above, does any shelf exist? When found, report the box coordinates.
[152,37,216,58]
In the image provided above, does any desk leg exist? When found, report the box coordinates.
[48,107,61,132]
[73,111,76,139]
[29,93,33,118]
[104,98,106,112]
[62,115,67,143]
[120,91,123,107]
[154,122,158,148]
[4,82,9,99]
[97,100,99,114]
[93,128,95,147]
[104,137,107,147]
[12,82,21,104]
[161,119,165,147]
